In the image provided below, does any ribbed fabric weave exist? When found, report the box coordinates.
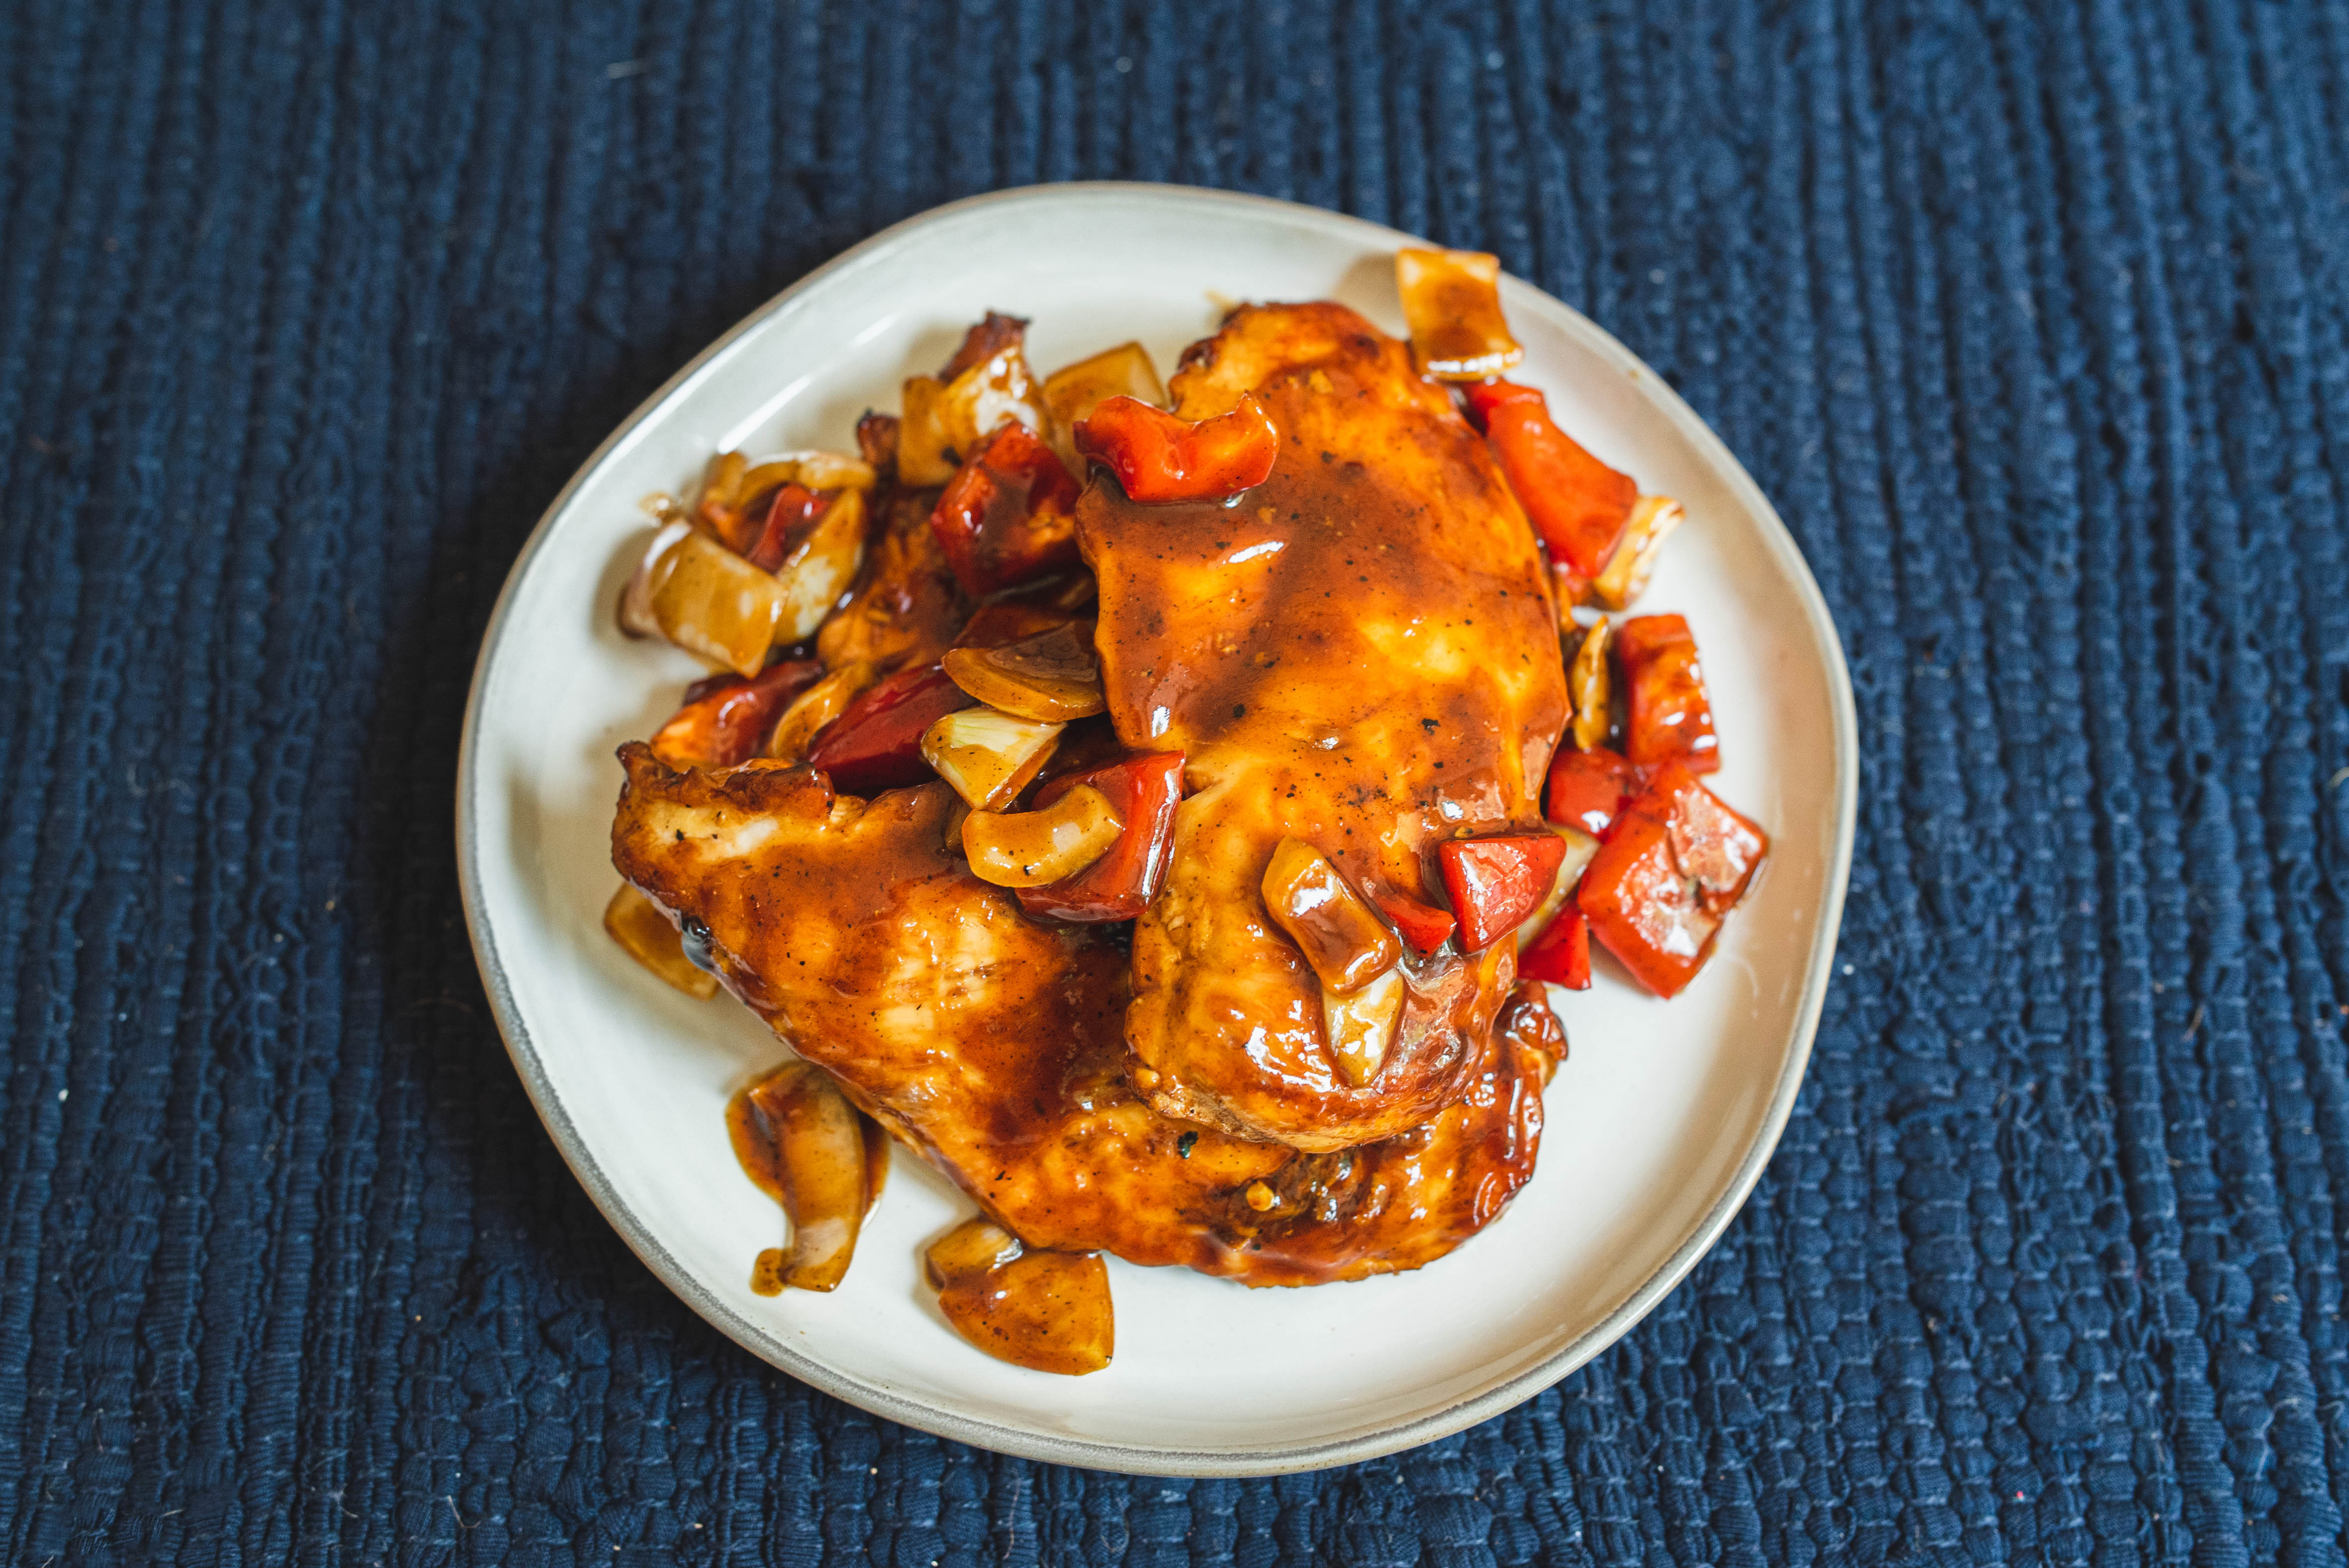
[2,0,2347,1560]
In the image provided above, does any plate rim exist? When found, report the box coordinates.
[454,179,1859,1477]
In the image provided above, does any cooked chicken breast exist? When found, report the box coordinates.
[1078,303,1568,1150]
[610,744,1550,1284]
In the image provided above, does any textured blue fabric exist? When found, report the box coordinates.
[2,0,2347,1560]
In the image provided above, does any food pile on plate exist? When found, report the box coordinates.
[600,249,1768,1374]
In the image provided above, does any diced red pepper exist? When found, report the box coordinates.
[1436,833,1568,954]
[1074,394,1280,504]
[1576,763,1767,998]
[744,483,833,573]
[1544,745,1642,838]
[1373,889,1458,956]
[1465,381,1636,579]
[1616,613,1719,776]
[1018,752,1185,922]
[1518,904,1592,989]
[929,422,1083,596]
[650,659,823,771]
[804,663,976,794]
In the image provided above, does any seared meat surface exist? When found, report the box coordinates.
[1079,303,1568,1150]
[611,744,1550,1284]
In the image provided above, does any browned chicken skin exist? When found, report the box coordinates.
[610,745,1552,1284]
[1079,303,1568,1150]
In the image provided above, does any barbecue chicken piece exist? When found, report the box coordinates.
[1078,303,1568,1150]
[610,745,1552,1284]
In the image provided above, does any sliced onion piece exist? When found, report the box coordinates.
[648,530,787,676]
[962,784,1124,887]
[925,1218,1113,1377]
[767,661,876,764]
[618,519,694,639]
[1042,341,1167,472]
[770,486,867,645]
[924,1217,1024,1283]
[921,706,1063,810]
[1323,965,1406,1087]
[898,341,1050,486]
[602,883,719,999]
[1589,495,1685,611]
[731,1062,870,1293]
[1395,247,1524,381]
[941,622,1105,721]
[1514,824,1602,952]
[1261,837,1402,994]
[696,450,748,534]
[738,449,878,499]
[1568,615,1613,752]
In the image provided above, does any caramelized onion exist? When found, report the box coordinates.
[737,449,878,499]
[769,487,867,646]
[1041,341,1167,472]
[618,519,694,640]
[925,1218,1113,1376]
[1322,966,1406,1087]
[729,1062,870,1293]
[941,622,1106,722]
[1514,824,1601,951]
[767,661,876,764]
[1261,838,1402,994]
[921,707,1063,810]
[1568,616,1613,752]
[1589,495,1684,610]
[1395,247,1524,381]
[961,784,1124,887]
[648,531,788,676]
[898,340,1050,486]
[602,883,719,998]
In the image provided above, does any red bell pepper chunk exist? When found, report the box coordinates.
[804,663,976,794]
[744,483,833,573]
[1436,833,1568,954]
[1616,614,1720,776]
[929,422,1083,596]
[1017,752,1185,922]
[1464,380,1636,579]
[1576,762,1767,998]
[1518,904,1592,989]
[650,659,823,771]
[1372,889,1458,956]
[1074,394,1280,504]
[1544,745,1643,838]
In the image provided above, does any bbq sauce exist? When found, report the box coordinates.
[924,1217,1113,1375]
[729,1063,892,1297]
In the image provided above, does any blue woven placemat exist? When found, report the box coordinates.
[4,0,2347,1560]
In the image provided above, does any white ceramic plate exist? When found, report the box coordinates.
[456,183,1856,1476]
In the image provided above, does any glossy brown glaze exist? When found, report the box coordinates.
[1077,303,1568,1150]
[815,482,964,675]
[614,745,1286,1275]
[725,1060,886,1293]
[612,745,1551,1285]
[925,1218,1113,1375]
[1219,1012,1554,1287]
[730,1064,892,1214]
